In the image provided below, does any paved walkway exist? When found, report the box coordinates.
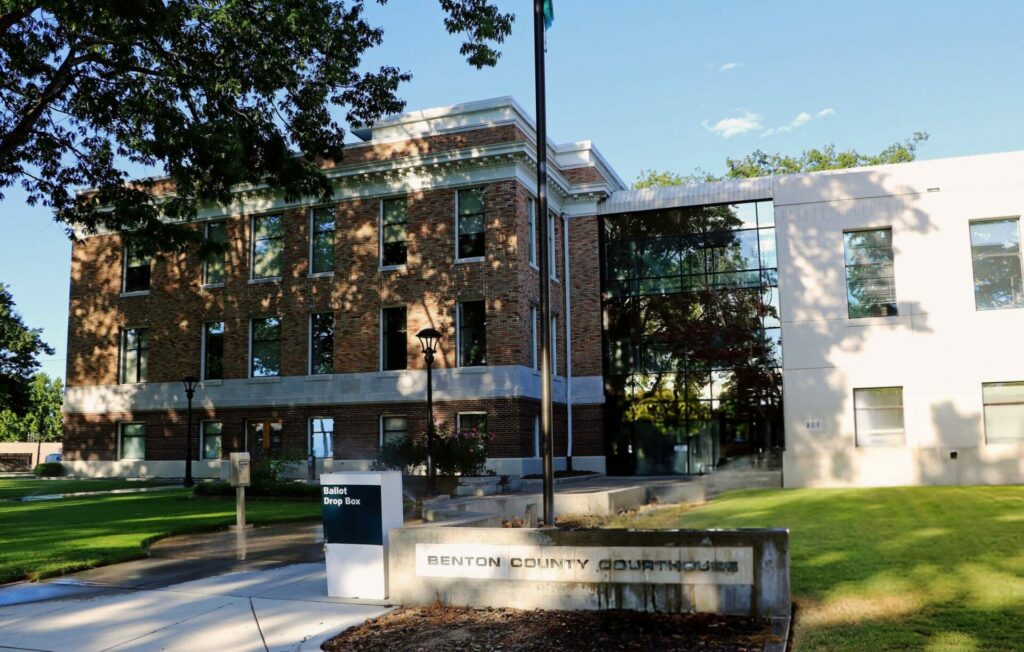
[0,523,389,652]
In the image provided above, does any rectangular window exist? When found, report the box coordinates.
[457,188,485,259]
[201,421,222,460]
[844,228,897,318]
[310,312,334,375]
[250,317,281,377]
[309,207,335,275]
[458,412,487,435]
[548,213,557,280]
[202,321,224,381]
[530,305,538,370]
[382,306,407,371]
[528,198,538,265]
[310,417,334,458]
[248,420,283,456]
[251,214,283,279]
[551,315,558,375]
[119,423,146,460]
[970,218,1023,310]
[381,197,408,267]
[120,328,149,383]
[123,240,151,293]
[381,415,408,446]
[854,387,905,447]
[203,222,227,286]
[458,300,486,367]
[982,381,1024,443]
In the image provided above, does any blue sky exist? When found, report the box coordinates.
[3,0,1024,380]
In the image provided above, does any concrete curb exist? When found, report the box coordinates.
[9,484,183,502]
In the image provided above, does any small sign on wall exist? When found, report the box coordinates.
[804,419,823,432]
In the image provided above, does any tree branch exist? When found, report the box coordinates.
[0,5,37,35]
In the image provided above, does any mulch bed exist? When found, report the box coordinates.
[324,606,778,652]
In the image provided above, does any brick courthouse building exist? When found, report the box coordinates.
[62,97,1024,487]
[62,98,621,478]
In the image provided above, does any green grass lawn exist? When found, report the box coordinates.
[0,477,170,500]
[0,489,322,584]
[617,486,1024,652]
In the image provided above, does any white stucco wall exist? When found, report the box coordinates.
[776,151,1024,487]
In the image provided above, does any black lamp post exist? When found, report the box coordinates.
[416,327,442,495]
[182,375,199,488]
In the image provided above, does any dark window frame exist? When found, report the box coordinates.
[202,321,225,381]
[250,316,282,377]
[309,207,336,275]
[203,221,228,286]
[120,327,150,384]
[251,214,284,280]
[123,240,151,293]
[381,306,407,371]
[456,187,486,260]
[310,312,335,375]
[458,300,487,367]
[380,197,409,268]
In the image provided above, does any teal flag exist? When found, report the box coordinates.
[543,0,554,29]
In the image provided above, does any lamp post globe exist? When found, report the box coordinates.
[182,375,200,488]
[416,328,442,495]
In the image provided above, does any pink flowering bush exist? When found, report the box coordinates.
[435,421,493,476]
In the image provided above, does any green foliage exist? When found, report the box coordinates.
[632,133,930,188]
[193,480,320,499]
[0,373,64,443]
[249,447,305,489]
[372,421,492,476]
[32,462,65,477]
[0,1,514,254]
[0,285,53,415]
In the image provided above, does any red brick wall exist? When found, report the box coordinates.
[567,215,603,377]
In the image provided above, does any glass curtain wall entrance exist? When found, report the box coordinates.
[601,200,783,475]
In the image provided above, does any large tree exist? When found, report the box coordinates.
[0,372,62,443]
[0,284,53,414]
[0,0,514,253]
[633,132,929,188]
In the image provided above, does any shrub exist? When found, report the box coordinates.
[33,462,65,477]
[193,480,320,499]
[372,435,427,474]
[371,420,493,477]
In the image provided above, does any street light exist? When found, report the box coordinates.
[416,327,442,495]
[182,375,199,488]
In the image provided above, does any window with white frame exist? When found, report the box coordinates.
[381,306,407,371]
[120,327,149,383]
[982,381,1024,443]
[310,312,334,375]
[548,212,557,280]
[381,415,408,446]
[309,207,335,275]
[551,315,558,375]
[203,222,227,286]
[202,321,224,381]
[970,218,1024,310]
[250,317,281,377]
[844,228,897,318]
[458,300,486,366]
[381,197,408,267]
[458,412,487,435]
[310,417,334,458]
[119,423,146,460]
[123,239,151,293]
[251,214,283,279]
[201,421,223,460]
[456,188,485,259]
[853,387,905,446]
[530,305,538,370]
[528,198,537,266]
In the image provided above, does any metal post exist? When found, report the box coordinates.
[235,485,246,529]
[184,386,194,488]
[425,349,436,496]
[534,0,555,526]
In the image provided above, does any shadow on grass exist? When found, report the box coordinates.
[624,486,1024,652]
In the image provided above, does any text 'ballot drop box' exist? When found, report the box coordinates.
[320,471,403,599]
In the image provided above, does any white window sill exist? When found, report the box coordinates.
[202,283,225,290]
[119,458,145,461]
[376,369,410,377]
[305,374,334,382]
[846,315,902,327]
[248,277,281,285]
[118,380,148,386]
[247,376,281,383]
[120,290,150,298]
[456,365,488,373]
[456,256,485,265]
[379,264,407,272]
[201,379,224,387]
[308,272,334,279]
[529,262,539,271]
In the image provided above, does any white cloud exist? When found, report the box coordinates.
[702,112,763,138]
[761,108,836,137]
[717,62,742,73]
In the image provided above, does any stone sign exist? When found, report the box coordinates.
[389,527,790,617]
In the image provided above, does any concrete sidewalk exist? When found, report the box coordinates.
[0,523,388,651]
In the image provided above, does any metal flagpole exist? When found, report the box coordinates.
[534,0,555,526]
